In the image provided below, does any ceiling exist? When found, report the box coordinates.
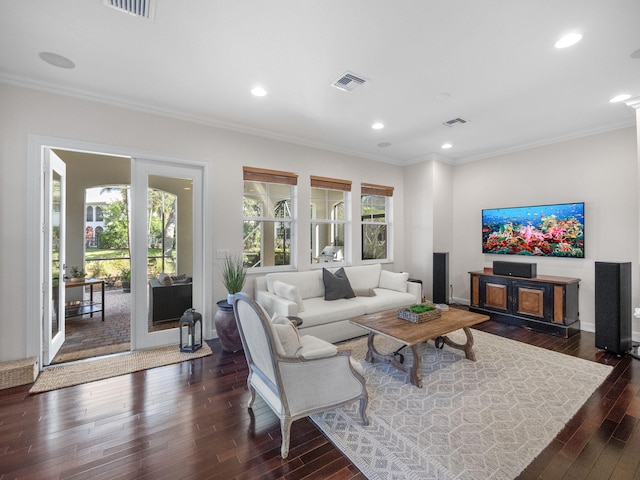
[1,0,639,165]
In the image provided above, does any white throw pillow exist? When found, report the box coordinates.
[379,270,409,292]
[273,280,305,312]
[271,314,301,357]
[158,272,173,285]
[343,264,382,290]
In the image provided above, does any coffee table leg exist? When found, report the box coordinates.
[365,332,375,363]
[442,326,476,361]
[409,345,423,388]
[366,333,423,387]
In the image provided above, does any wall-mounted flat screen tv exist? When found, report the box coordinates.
[482,202,584,257]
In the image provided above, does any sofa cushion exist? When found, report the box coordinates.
[273,280,305,312]
[323,268,355,301]
[343,264,381,291]
[297,297,366,328]
[353,287,376,297]
[350,288,417,314]
[379,270,409,292]
[266,270,324,299]
[298,335,338,359]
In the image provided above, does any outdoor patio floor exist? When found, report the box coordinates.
[53,286,178,364]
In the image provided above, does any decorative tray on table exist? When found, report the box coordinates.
[397,303,441,323]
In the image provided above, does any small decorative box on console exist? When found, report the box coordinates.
[493,261,537,278]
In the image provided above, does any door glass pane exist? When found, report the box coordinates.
[51,171,62,337]
[147,175,193,332]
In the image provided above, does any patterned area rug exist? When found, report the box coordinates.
[313,330,612,480]
[30,343,212,394]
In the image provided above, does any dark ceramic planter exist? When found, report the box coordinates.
[214,299,242,352]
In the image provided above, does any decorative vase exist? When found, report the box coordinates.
[214,299,242,352]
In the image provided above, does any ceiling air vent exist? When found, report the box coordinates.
[103,0,155,19]
[331,72,368,92]
[442,117,469,127]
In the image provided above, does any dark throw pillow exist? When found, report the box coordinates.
[323,268,356,301]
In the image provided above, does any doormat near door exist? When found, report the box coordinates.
[29,343,212,394]
[315,330,613,480]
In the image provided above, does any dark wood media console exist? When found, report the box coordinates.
[469,268,580,338]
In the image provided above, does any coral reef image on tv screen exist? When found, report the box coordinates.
[482,202,584,257]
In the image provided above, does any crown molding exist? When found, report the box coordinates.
[0,72,399,166]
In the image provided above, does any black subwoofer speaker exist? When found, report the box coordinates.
[493,261,537,278]
[433,252,449,304]
[595,261,632,356]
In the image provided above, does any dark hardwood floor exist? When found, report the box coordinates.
[0,321,639,479]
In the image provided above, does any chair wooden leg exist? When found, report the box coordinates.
[247,381,256,409]
[359,395,369,425]
[280,417,292,459]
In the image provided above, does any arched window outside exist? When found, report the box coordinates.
[86,206,93,222]
[95,226,104,248]
[95,206,103,221]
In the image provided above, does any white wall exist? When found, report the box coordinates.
[1,82,637,363]
[451,127,638,333]
[0,83,406,362]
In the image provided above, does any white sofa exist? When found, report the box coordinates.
[255,264,421,343]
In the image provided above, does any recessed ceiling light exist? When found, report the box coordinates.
[441,143,453,149]
[555,33,582,49]
[251,86,267,97]
[609,94,632,103]
[38,52,75,69]
[371,122,384,130]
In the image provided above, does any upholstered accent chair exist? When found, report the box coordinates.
[232,293,369,458]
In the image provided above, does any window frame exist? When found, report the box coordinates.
[243,166,297,272]
[360,182,393,263]
[309,176,351,266]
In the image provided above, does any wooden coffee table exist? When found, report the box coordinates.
[350,307,490,388]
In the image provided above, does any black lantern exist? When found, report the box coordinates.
[179,308,203,352]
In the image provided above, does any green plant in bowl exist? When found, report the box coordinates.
[408,304,436,314]
[220,254,246,304]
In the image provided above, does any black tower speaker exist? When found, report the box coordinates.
[433,252,449,304]
[595,261,632,356]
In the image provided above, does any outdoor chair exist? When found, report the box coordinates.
[232,292,369,458]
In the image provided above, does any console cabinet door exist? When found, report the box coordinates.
[479,276,511,314]
[512,280,553,322]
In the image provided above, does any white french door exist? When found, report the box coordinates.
[43,149,66,365]
[131,159,204,349]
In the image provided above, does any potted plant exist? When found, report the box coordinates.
[121,267,131,293]
[220,254,246,305]
[68,265,86,283]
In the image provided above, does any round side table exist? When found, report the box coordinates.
[214,299,243,352]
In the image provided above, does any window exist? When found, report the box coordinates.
[310,176,350,264]
[361,183,393,261]
[147,187,178,275]
[243,166,297,269]
[95,206,103,221]
[86,206,93,222]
